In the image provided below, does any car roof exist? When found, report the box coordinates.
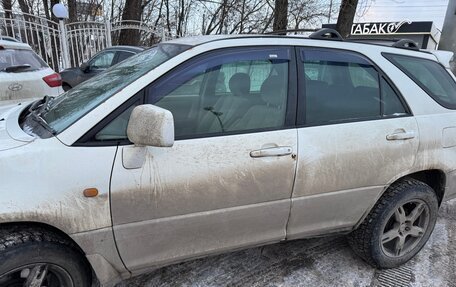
[164,34,435,58]
[0,36,20,42]
[0,40,32,50]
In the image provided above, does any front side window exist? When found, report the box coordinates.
[40,44,189,134]
[147,47,291,139]
[89,51,115,70]
[301,48,408,125]
[384,53,456,109]
[115,51,135,64]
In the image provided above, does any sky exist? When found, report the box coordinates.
[355,0,450,30]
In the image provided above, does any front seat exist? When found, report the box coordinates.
[230,75,287,131]
[197,73,251,133]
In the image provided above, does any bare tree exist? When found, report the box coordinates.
[335,0,358,38]
[273,0,287,32]
[118,0,143,45]
[1,0,13,36]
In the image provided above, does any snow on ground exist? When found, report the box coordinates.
[118,200,456,287]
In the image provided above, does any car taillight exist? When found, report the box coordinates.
[43,73,62,87]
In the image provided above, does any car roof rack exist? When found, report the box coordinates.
[392,39,420,51]
[265,28,317,35]
[309,28,343,41]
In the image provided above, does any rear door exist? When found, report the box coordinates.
[287,47,419,239]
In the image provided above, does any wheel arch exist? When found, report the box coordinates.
[0,221,84,252]
[354,169,446,230]
[394,169,446,206]
[0,221,126,286]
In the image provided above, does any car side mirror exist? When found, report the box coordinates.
[127,105,174,147]
[79,62,89,73]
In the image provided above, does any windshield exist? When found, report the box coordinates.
[0,48,48,72]
[40,44,188,134]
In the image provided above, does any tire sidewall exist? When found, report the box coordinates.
[370,183,438,268]
[0,241,91,287]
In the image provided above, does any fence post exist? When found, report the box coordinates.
[58,20,71,70]
[105,21,112,47]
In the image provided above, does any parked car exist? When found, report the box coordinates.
[60,46,144,91]
[2,30,456,287]
[0,40,62,103]
[0,36,19,42]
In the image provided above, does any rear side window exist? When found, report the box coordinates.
[384,53,456,109]
[0,48,48,72]
[300,48,408,125]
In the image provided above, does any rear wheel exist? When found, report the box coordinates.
[62,84,72,92]
[348,178,438,268]
[0,227,91,287]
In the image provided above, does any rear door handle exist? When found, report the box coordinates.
[386,130,416,141]
[250,146,293,158]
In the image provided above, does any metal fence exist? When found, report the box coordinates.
[0,10,164,71]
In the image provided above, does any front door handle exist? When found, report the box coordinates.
[250,146,293,158]
[386,130,416,141]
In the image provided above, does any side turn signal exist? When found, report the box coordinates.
[83,188,99,198]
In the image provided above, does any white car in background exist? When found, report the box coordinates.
[0,40,62,104]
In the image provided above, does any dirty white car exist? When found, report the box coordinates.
[0,40,62,104]
[1,29,456,286]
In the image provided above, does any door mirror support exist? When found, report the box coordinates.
[127,105,175,147]
[80,62,89,73]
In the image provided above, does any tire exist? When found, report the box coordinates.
[62,84,72,92]
[348,178,439,268]
[0,226,92,287]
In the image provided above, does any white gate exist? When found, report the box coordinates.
[0,9,165,71]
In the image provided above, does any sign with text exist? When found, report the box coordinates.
[351,20,412,35]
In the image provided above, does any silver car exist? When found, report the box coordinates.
[1,30,456,286]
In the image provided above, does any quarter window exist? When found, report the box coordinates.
[384,53,456,109]
[301,48,407,125]
[148,48,291,139]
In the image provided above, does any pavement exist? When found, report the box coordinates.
[117,199,456,287]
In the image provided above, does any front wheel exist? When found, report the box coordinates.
[348,178,438,268]
[0,227,92,287]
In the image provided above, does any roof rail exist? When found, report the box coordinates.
[392,39,419,51]
[265,28,316,35]
[309,28,343,41]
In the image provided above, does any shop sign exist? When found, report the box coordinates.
[351,20,412,35]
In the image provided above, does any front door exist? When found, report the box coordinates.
[110,46,298,272]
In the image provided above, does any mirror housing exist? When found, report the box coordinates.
[127,105,174,147]
[79,62,89,72]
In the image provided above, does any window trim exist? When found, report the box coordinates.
[383,52,456,110]
[145,45,298,141]
[73,90,145,147]
[296,47,412,128]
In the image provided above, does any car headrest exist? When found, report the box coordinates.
[229,73,251,97]
[260,75,286,106]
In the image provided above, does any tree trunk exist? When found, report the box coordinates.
[439,0,456,74]
[335,0,358,38]
[118,0,142,45]
[273,0,288,33]
[1,0,13,36]
[67,0,78,23]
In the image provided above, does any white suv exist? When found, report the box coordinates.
[1,29,456,286]
[0,40,62,104]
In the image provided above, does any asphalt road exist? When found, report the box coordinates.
[117,200,456,287]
